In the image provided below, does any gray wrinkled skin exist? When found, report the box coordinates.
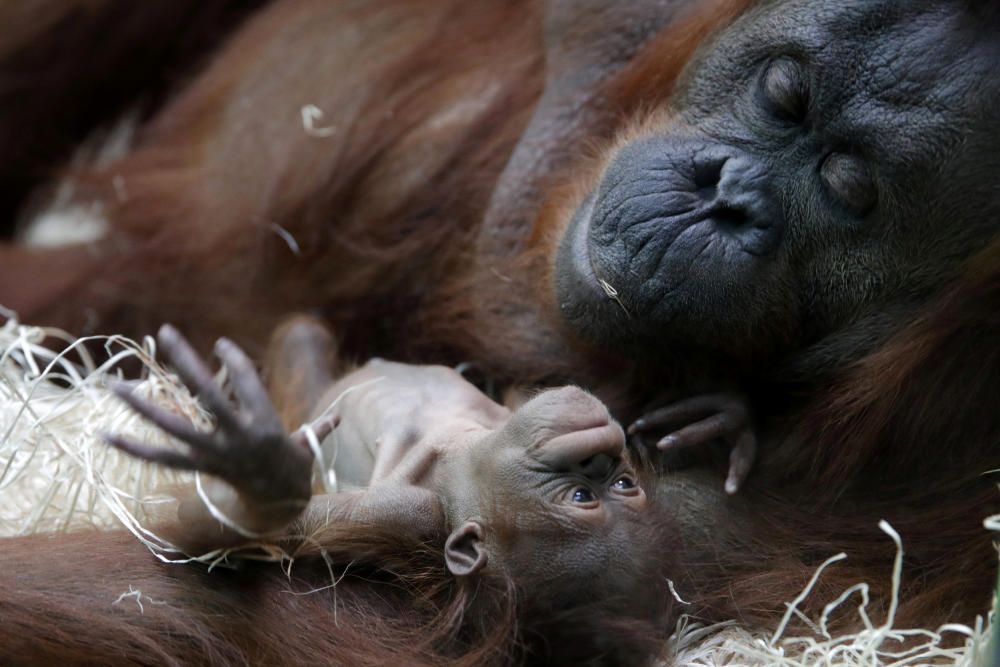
[555,0,1000,366]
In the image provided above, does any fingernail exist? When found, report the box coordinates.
[657,435,677,450]
[725,477,739,495]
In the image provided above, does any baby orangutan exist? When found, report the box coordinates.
[98,316,678,666]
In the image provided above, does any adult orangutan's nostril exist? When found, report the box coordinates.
[714,205,749,232]
[693,156,727,199]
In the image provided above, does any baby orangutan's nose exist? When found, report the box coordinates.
[519,387,625,467]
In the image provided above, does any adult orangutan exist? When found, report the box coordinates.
[1,0,998,639]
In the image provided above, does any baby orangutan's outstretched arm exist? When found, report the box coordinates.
[109,324,444,554]
[107,325,340,553]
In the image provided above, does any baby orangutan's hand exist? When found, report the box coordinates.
[108,325,337,531]
[628,393,756,495]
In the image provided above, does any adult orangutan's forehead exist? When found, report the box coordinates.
[678,0,999,118]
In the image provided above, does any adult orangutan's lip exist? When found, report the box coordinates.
[565,196,606,300]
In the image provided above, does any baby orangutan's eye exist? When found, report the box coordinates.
[611,475,636,491]
[571,487,598,504]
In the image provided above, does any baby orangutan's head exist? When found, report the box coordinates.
[439,387,679,665]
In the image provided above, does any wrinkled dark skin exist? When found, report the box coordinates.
[556,1,1000,361]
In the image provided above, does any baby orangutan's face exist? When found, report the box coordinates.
[447,387,651,585]
[480,386,646,521]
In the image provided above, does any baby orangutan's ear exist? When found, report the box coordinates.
[445,520,487,577]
